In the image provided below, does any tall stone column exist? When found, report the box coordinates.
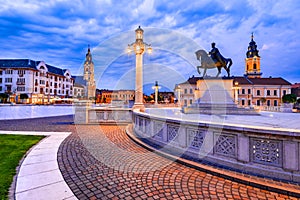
[133,53,145,111]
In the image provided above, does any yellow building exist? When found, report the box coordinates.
[234,34,291,110]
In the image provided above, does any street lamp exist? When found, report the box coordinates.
[174,84,181,107]
[233,81,240,105]
[127,26,152,111]
[152,81,161,105]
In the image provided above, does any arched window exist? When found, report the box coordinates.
[253,63,257,70]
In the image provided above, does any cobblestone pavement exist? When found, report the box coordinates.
[59,124,297,200]
[0,116,298,200]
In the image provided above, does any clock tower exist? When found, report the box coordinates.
[83,45,96,99]
[245,33,262,78]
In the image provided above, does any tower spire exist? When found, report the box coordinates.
[245,33,262,78]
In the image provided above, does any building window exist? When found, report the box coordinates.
[257,100,260,106]
[256,90,260,96]
[248,89,251,94]
[0,78,2,83]
[5,69,13,74]
[35,87,37,92]
[253,63,257,70]
[18,70,25,75]
[267,100,271,106]
[267,90,270,96]
[0,86,2,91]
[283,90,287,95]
[0,71,2,75]
[184,99,187,106]
[184,89,187,94]
[274,90,277,96]
[242,99,245,105]
[189,99,192,105]
[17,86,25,92]
[50,89,52,93]
[36,71,38,76]
[242,89,245,94]
[190,88,193,94]
[274,100,278,106]
[5,78,12,83]
[248,100,251,106]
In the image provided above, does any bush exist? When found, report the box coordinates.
[282,94,297,103]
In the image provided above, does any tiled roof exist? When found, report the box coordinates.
[180,76,202,85]
[0,59,37,69]
[0,59,70,77]
[46,64,65,76]
[233,76,291,85]
[72,75,87,86]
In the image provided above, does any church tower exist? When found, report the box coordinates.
[245,33,262,78]
[83,45,96,99]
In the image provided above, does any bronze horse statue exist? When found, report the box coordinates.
[195,47,232,77]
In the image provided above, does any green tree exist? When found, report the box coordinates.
[259,97,266,105]
[20,94,29,99]
[0,93,9,103]
[282,94,297,103]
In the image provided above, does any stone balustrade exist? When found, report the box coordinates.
[74,100,132,124]
[133,110,300,183]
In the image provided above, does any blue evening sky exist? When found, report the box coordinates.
[1,0,300,94]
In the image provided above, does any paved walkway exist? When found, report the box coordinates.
[0,130,76,200]
[0,116,299,199]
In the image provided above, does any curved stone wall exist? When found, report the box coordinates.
[133,110,300,183]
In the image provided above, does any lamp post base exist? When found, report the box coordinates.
[132,103,145,112]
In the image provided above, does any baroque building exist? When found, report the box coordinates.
[0,59,73,104]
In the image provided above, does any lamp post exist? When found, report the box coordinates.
[127,26,152,111]
[152,81,161,105]
[174,84,181,107]
[233,81,240,105]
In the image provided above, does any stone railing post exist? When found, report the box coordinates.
[74,100,92,124]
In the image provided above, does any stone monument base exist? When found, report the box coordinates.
[183,77,259,115]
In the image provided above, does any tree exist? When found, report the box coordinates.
[20,94,29,99]
[259,97,266,105]
[0,93,9,103]
[282,94,297,103]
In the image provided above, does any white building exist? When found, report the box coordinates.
[0,59,74,104]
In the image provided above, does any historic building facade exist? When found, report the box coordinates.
[0,59,73,104]
[176,34,292,110]
[96,89,135,104]
[73,46,96,100]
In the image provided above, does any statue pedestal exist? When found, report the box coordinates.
[183,78,259,115]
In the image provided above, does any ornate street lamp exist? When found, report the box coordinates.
[152,81,161,105]
[127,26,152,111]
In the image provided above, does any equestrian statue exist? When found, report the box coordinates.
[195,43,232,77]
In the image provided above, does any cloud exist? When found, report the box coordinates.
[0,0,299,89]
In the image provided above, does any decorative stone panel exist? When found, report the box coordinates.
[138,117,144,131]
[96,111,104,121]
[214,133,237,158]
[250,138,282,167]
[188,128,204,149]
[167,124,179,142]
[107,111,113,120]
[153,121,163,139]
